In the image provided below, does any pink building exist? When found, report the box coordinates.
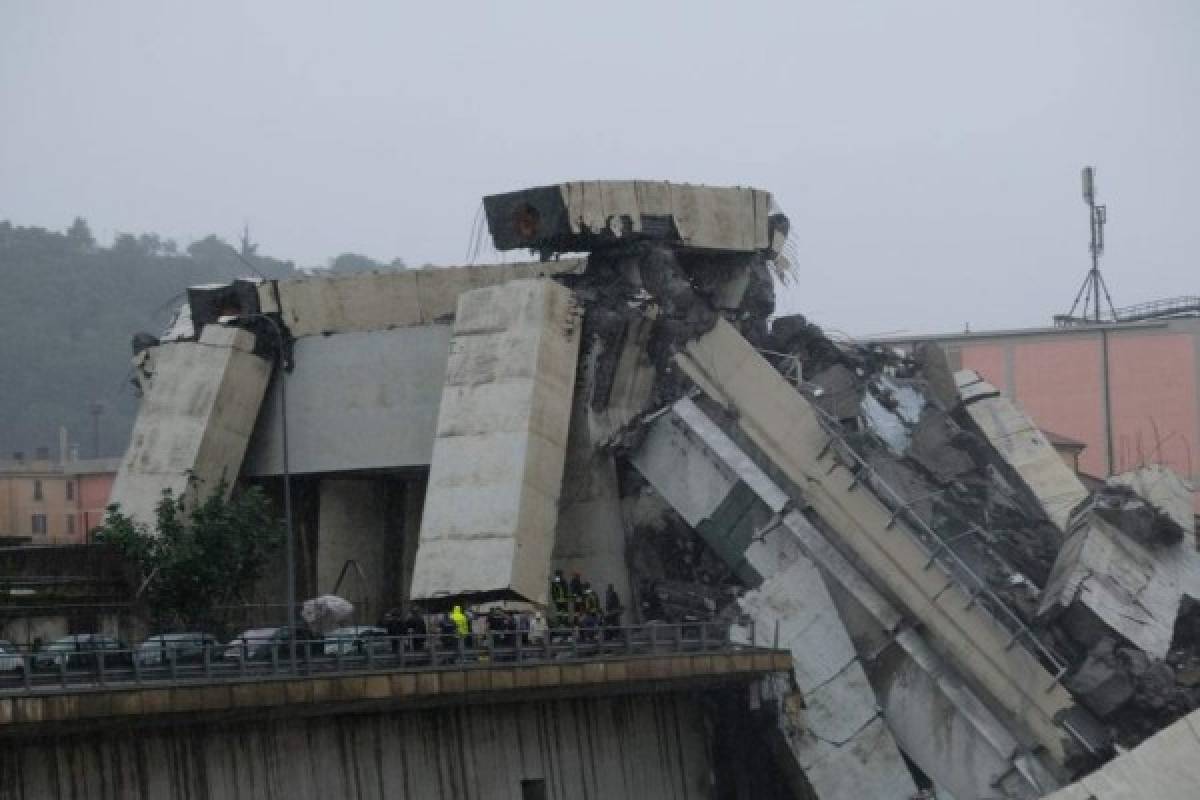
[0,457,119,545]
[890,317,1200,508]
[74,459,119,540]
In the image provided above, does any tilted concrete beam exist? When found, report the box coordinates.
[410,279,581,605]
[672,319,1094,767]
[110,325,271,528]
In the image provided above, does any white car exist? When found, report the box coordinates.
[322,626,390,657]
[0,640,26,675]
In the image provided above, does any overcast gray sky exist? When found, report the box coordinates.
[2,1,1197,335]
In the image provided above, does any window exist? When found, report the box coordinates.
[67,516,76,536]
[66,481,74,501]
[31,514,47,535]
[33,480,43,501]
[520,780,547,800]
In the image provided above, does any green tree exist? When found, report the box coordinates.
[66,217,95,251]
[96,483,284,631]
[329,252,383,273]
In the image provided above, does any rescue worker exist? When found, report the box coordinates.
[451,605,469,642]
[582,583,601,617]
[569,572,585,621]
[383,607,405,654]
[437,614,458,663]
[604,584,622,639]
[402,606,427,653]
[550,570,570,628]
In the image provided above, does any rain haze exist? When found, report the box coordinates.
[2,0,1198,335]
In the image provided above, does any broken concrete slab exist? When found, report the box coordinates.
[634,396,1067,798]
[259,260,585,338]
[631,397,918,799]
[674,320,1091,766]
[483,181,779,255]
[955,370,1089,533]
[1109,464,1195,544]
[1039,509,1200,660]
[410,279,581,605]
[109,324,272,528]
[908,406,980,483]
[1065,638,1137,718]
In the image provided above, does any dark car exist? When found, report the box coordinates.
[322,626,390,658]
[222,626,317,663]
[33,634,132,671]
[135,633,219,667]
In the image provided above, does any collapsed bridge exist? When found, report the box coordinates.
[102,180,1200,799]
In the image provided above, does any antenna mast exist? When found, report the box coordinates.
[1060,166,1117,325]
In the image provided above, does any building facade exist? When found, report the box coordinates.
[0,457,119,544]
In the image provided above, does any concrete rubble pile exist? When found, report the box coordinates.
[110,180,1200,799]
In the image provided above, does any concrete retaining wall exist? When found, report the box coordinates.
[1,694,711,800]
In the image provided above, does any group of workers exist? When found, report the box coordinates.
[379,570,625,659]
[549,570,622,640]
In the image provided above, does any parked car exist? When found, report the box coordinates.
[222,626,316,662]
[322,626,390,658]
[135,633,219,667]
[33,634,132,671]
[0,640,27,675]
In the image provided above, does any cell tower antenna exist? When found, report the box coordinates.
[1061,166,1118,325]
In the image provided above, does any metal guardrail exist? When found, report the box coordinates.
[1055,295,1200,326]
[1112,295,1200,322]
[808,406,1071,684]
[0,623,754,697]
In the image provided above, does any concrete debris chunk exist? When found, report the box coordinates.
[483,180,783,255]
[1109,464,1196,544]
[1039,470,1200,660]
[955,369,1089,533]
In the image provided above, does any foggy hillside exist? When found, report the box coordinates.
[0,220,313,459]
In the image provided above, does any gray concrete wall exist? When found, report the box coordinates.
[317,478,390,619]
[260,260,586,338]
[109,325,271,528]
[2,694,712,800]
[244,325,453,477]
[411,280,581,604]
